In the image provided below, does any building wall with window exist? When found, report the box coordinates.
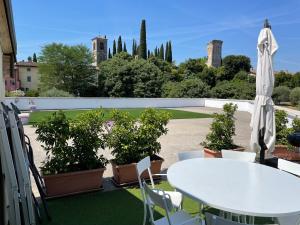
[16,61,40,91]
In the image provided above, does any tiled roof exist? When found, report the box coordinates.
[16,61,38,67]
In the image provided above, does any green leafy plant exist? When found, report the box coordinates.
[275,110,300,151]
[35,110,107,175]
[201,103,238,151]
[106,108,170,165]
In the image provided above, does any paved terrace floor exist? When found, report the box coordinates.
[25,107,252,194]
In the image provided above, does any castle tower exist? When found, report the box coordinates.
[92,36,108,66]
[206,40,223,68]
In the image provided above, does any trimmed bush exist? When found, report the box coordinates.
[39,88,73,97]
[272,86,290,104]
[290,87,300,106]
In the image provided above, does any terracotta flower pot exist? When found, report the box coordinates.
[273,145,300,161]
[111,155,164,186]
[43,168,105,198]
[204,146,245,158]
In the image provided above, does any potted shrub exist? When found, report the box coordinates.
[201,103,243,158]
[35,110,108,197]
[273,110,300,161]
[106,108,170,186]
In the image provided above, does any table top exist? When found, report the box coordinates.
[167,158,300,217]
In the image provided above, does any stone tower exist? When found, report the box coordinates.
[206,40,223,68]
[92,36,108,66]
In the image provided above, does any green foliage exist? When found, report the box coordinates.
[221,55,251,80]
[28,56,32,61]
[201,103,238,151]
[210,80,255,100]
[123,42,127,52]
[178,58,206,78]
[5,89,25,97]
[132,39,137,56]
[39,88,73,97]
[139,19,147,59]
[162,79,210,98]
[106,109,170,165]
[35,110,107,175]
[70,110,108,171]
[290,72,300,88]
[274,71,292,87]
[272,86,291,104]
[38,43,97,96]
[290,87,300,105]
[117,36,123,53]
[25,89,39,97]
[197,67,217,87]
[275,110,290,146]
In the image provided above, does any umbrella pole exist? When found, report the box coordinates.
[259,128,267,164]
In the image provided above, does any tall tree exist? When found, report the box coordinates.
[139,19,147,59]
[39,43,97,96]
[123,42,127,53]
[159,44,164,60]
[154,47,158,57]
[108,48,112,58]
[147,50,150,58]
[33,53,37,62]
[132,39,137,56]
[117,36,123,53]
[169,41,173,63]
[27,56,32,61]
[113,40,116,55]
[165,42,169,62]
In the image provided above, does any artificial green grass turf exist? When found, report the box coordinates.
[41,181,272,225]
[29,108,212,124]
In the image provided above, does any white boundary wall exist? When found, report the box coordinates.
[3,97,298,123]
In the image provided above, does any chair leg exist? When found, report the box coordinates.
[143,203,147,225]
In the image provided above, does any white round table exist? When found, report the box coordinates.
[167,158,300,218]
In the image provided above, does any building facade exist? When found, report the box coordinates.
[0,0,17,98]
[206,40,223,68]
[16,60,40,91]
[92,36,107,66]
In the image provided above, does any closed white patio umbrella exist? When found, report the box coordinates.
[250,20,278,163]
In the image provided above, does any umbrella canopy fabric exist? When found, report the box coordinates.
[250,27,278,154]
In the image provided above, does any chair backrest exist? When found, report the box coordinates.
[177,150,204,161]
[136,156,154,188]
[278,159,300,176]
[143,182,173,225]
[205,213,247,225]
[221,150,256,163]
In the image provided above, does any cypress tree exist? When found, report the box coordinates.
[165,42,169,62]
[123,42,127,52]
[117,36,122,53]
[139,19,147,59]
[169,41,173,63]
[147,50,150,58]
[157,47,160,57]
[33,53,37,62]
[113,40,116,55]
[154,47,158,57]
[132,39,136,56]
[108,48,112,58]
[136,45,140,57]
[159,44,164,60]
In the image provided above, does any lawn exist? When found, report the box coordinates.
[40,181,272,225]
[29,108,212,124]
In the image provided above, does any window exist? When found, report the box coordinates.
[27,68,31,72]
[100,42,104,50]
[27,76,31,82]
[25,88,29,91]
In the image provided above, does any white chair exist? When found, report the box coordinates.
[277,215,300,225]
[143,181,201,225]
[177,150,204,161]
[221,150,256,163]
[136,156,183,225]
[278,159,300,176]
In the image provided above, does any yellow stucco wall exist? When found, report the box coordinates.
[19,66,40,91]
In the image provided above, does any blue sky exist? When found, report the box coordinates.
[12,0,300,72]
